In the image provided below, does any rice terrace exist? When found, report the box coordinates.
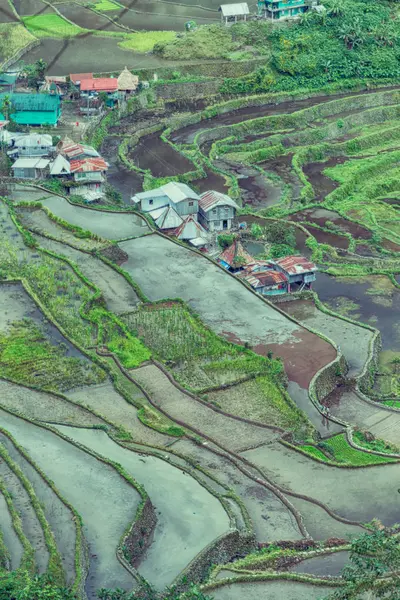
[3,0,400,598]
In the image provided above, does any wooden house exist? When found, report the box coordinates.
[237,263,288,295]
[58,138,100,161]
[219,3,249,24]
[199,190,238,232]
[132,182,200,220]
[258,0,307,19]
[172,215,208,249]
[218,238,254,272]
[272,255,317,291]
[0,93,61,126]
[12,157,50,179]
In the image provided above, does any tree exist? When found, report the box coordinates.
[24,59,48,90]
[327,0,346,17]
[338,19,366,50]
[325,527,400,600]
[0,94,15,121]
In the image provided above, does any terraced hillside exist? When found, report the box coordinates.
[3,83,400,600]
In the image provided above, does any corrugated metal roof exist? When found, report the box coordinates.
[50,155,70,175]
[173,215,207,240]
[12,158,50,169]
[238,269,287,289]
[69,158,108,173]
[161,182,200,204]
[274,255,317,275]
[0,93,60,112]
[219,238,253,268]
[199,190,238,212]
[60,142,99,160]
[15,134,52,148]
[219,2,249,16]
[80,78,118,92]
[70,73,93,84]
[155,206,183,230]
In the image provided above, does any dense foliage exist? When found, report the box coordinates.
[0,571,74,600]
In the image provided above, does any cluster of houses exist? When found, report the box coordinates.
[218,237,317,295]
[131,182,317,295]
[0,66,141,126]
[6,133,108,202]
[132,184,239,249]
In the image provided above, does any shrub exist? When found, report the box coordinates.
[217,233,235,249]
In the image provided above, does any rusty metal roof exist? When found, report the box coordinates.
[199,190,238,212]
[274,255,317,275]
[69,158,108,173]
[80,78,118,92]
[219,238,254,268]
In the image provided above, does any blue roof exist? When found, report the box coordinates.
[0,92,61,125]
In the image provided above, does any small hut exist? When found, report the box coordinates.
[117,67,139,95]
[219,3,249,24]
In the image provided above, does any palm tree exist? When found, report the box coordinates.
[338,18,366,49]
[0,95,14,121]
[327,0,346,17]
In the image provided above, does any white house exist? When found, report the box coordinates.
[198,190,239,232]
[152,205,183,231]
[219,3,249,24]
[132,182,200,220]
[172,215,208,248]
[12,157,50,179]
[13,134,53,157]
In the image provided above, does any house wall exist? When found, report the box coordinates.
[174,199,198,218]
[18,145,52,157]
[199,205,236,231]
[13,167,38,179]
[140,194,169,212]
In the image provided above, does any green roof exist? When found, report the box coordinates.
[0,92,61,126]
[0,73,17,85]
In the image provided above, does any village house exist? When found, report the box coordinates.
[69,157,108,202]
[10,133,53,158]
[0,72,17,93]
[218,238,254,272]
[12,157,50,179]
[0,92,61,126]
[132,182,200,220]
[258,0,307,19]
[69,73,93,87]
[58,138,100,161]
[272,255,317,291]
[198,190,238,231]
[152,205,183,232]
[117,67,139,96]
[219,3,249,24]
[79,77,118,104]
[237,262,288,295]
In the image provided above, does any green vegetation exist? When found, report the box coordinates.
[0,23,36,67]
[154,24,240,60]
[22,15,85,39]
[137,406,185,437]
[298,444,329,461]
[119,31,177,53]
[94,0,120,10]
[0,319,105,392]
[322,434,397,465]
[0,570,75,600]
[353,430,400,454]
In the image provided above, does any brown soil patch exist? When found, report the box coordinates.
[288,208,372,240]
[303,224,349,249]
[129,131,195,177]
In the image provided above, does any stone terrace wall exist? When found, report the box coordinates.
[155,79,223,100]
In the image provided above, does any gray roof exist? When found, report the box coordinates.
[12,158,50,169]
[132,182,199,205]
[49,154,70,175]
[15,134,52,148]
[219,3,249,16]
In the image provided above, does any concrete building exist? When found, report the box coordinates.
[12,157,50,179]
[219,3,249,24]
[69,157,108,202]
[198,190,238,231]
[132,182,200,220]
[258,0,307,19]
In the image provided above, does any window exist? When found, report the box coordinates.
[149,199,153,205]
[212,209,217,214]
[188,201,194,207]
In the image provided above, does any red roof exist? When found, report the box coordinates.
[275,255,316,275]
[219,238,253,268]
[80,78,118,92]
[70,73,93,84]
[69,158,108,173]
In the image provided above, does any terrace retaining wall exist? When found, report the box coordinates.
[155,79,223,101]
[171,530,256,594]
[123,497,157,568]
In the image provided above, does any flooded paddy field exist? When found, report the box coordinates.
[129,131,195,177]
[313,273,400,351]
[0,409,139,598]
[209,580,336,600]
[54,426,230,590]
